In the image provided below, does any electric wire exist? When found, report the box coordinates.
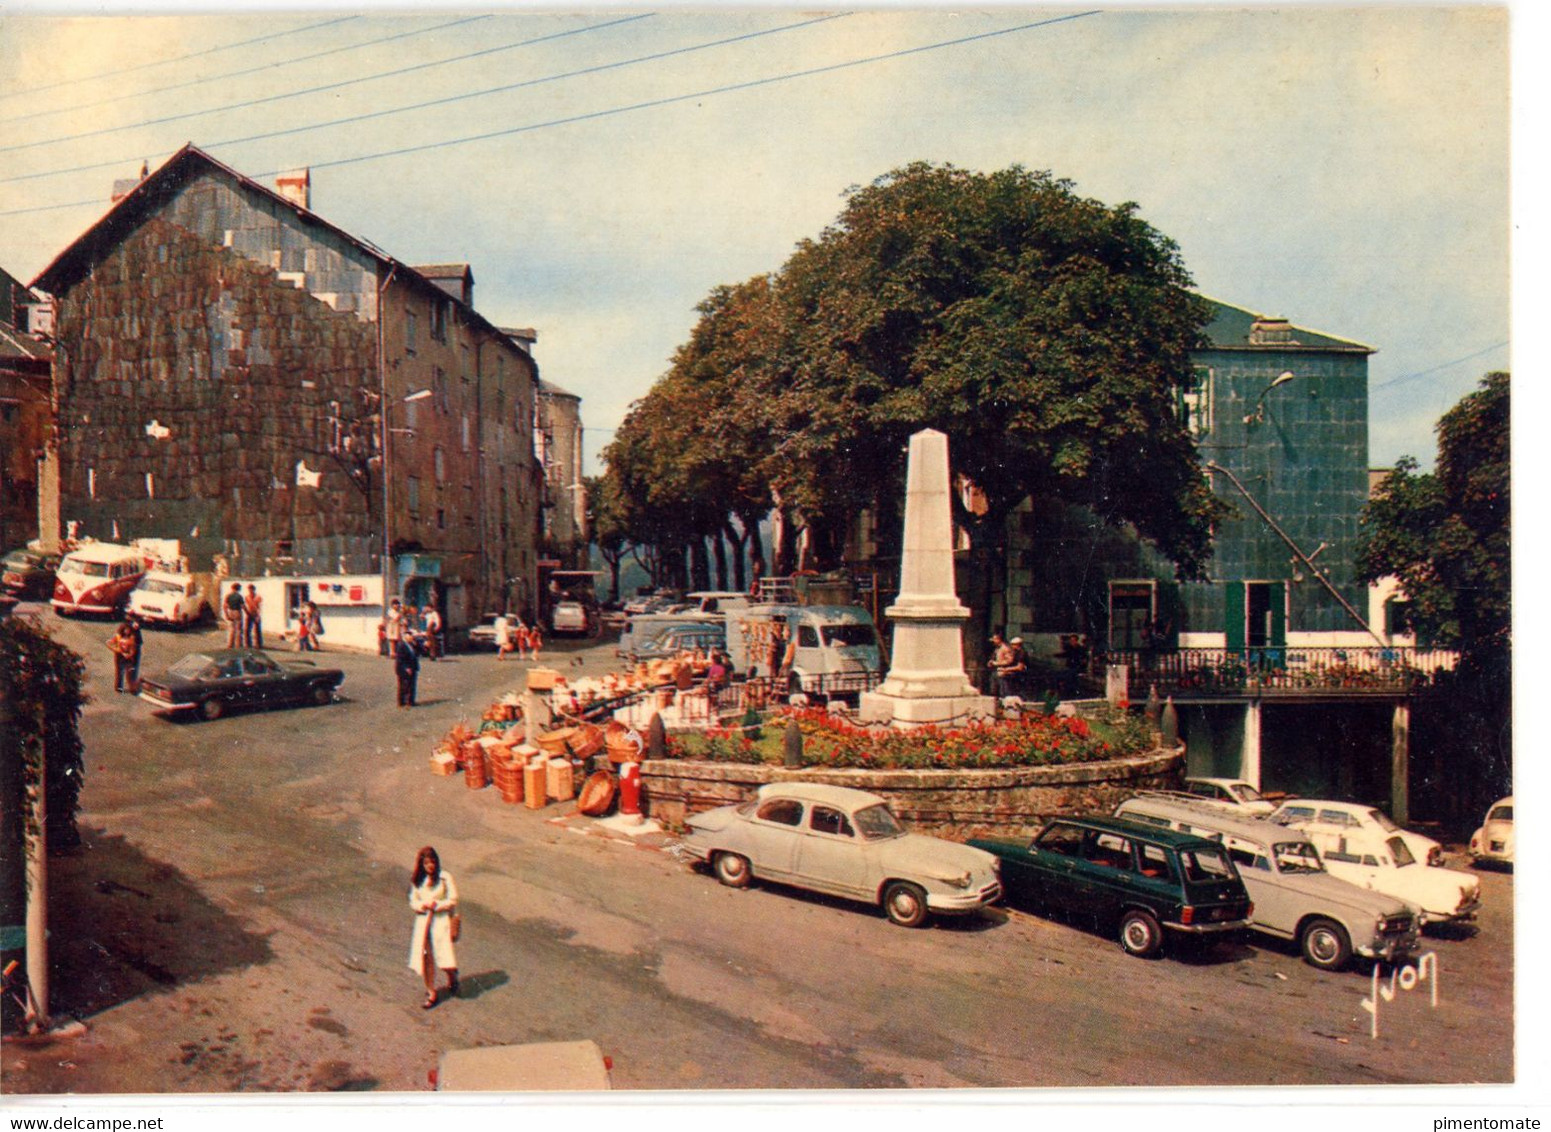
[0,16,360,105]
[1,15,495,131]
[290,12,1100,177]
[1370,341,1509,391]
[0,12,832,179]
[0,11,1098,218]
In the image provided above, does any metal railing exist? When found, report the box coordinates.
[1106,646,1459,698]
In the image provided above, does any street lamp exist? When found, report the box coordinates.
[1243,371,1296,426]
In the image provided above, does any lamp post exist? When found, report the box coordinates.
[381,387,432,616]
[1243,370,1296,425]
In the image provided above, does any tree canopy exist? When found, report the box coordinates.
[602,162,1221,589]
[1358,371,1510,658]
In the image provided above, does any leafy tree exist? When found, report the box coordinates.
[1358,372,1509,656]
[1,617,88,931]
[585,473,629,603]
[1357,371,1511,823]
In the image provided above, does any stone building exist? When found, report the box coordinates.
[0,266,52,553]
[30,145,546,631]
[536,377,588,567]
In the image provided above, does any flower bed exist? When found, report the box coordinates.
[671,703,1152,770]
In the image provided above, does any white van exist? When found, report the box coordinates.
[726,603,883,698]
[51,542,152,616]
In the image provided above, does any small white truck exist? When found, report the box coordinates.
[127,555,217,628]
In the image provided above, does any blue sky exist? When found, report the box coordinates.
[0,5,1511,476]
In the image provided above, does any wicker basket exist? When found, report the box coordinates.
[568,724,604,760]
[536,727,577,757]
[430,752,457,777]
[575,770,616,816]
[489,750,523,804]
[526,667,560,691]
[523,759,547,809]
[545,756,575,802]
[463,745,489,790]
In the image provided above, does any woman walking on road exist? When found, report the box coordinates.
[407,846,458,1009]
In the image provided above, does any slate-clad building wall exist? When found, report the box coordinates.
[35,145,549,627]
[50,215,379,575]
[1000,300,1376,651]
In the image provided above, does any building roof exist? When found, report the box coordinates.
[1198,296,1374,355]
[0,323,51,364]
[29,145,527,360]
[412,264,474,282]
[539,379,579,399]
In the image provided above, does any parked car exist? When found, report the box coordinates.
[1289,826,1480,928]
[628,621,725,664]
[969,815,1253,959]
[1180,777,1278,814]
[127,568,215,627]
[1,547,61,599]
[549,600,591,635]
[1269,798,1444,866]
[1115,795,1421,970]
[681,782,1002,928]
[51,542,151,616]
[1468,796,1514,869]
[138,648,344,721]
[466,613,504,649]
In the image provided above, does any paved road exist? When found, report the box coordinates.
[3,605,1514,1093]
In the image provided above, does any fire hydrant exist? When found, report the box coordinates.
[618,760,643,823]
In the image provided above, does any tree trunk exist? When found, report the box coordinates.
[724,519,747,592]
[774,506,798,577]
[690,537,711,592]
[712,528,729,590]
[737,509,766,595]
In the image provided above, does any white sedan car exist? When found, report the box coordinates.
[1469,796,1514,868]
[1295,827,1480,928]
[680,782,1002,927]
[1182,777,1278,815]
[1270,798,1444,866]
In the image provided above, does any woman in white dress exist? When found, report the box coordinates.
[494,613,513,661]
[407,846,459,1009]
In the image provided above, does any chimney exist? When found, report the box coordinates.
[110,160,150,204]
[275,168,311,211]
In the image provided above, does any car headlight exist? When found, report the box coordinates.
[938,871,972,889]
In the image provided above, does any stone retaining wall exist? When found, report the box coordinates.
[640,747,1186,840]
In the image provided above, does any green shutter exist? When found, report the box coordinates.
[1269,581,1287,647]
[1224,582,1245,653]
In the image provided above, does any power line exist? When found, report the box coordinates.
[0,11,1099,218]
[176,15,850,164]
[1370,341,1509,391]
[1,15,494,131]
[0,13,657,180]
[292,13,1101,175]
[0,16,360,105]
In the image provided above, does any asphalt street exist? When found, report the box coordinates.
[1,604,1515,1093]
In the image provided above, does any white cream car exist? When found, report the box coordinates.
[1270,799,1444,867]
[1469,796,1514,868]
[681,782,1001,927]
[1294,826,1480,928]
[1181,777,1278,815]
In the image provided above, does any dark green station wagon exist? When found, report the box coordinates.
[970,816,1253,959]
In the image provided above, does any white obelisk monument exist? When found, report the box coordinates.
[859,429,996,727]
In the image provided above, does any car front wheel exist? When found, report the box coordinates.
[713,852,751,888]
[1300,918,1352,971]
[1119,909,1164,958]
[312,684,333,706]
[199,697,224,721]
[882,881,929,928]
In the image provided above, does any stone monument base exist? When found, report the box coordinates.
[858,689,997,728]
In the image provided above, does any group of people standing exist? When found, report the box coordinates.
[222,582,271,649]
[220,582,323,652]
[493,613,541,661]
